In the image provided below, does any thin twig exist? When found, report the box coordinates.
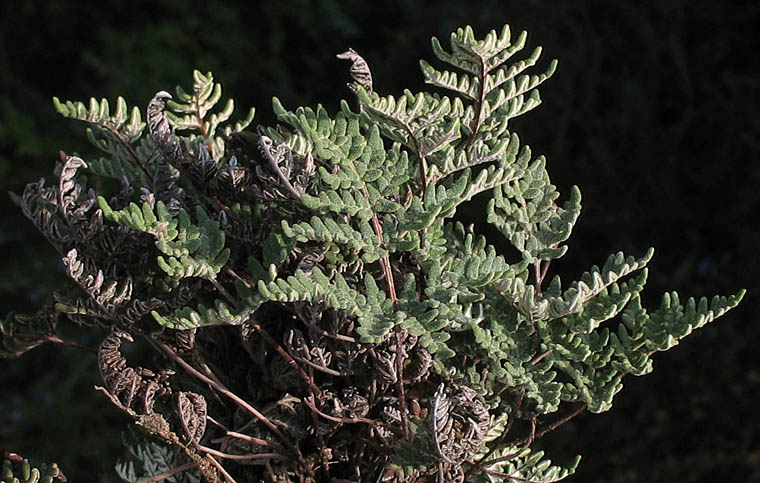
[364,189,410,440]
[207,277,321,396]
[208,277,238,308]
[518,404,586,445]
[502,388,526,441]
[198,445,287,462]
[525,414,537,447]
[540,258,552,284]
[153,339,300,459]
[136,462,197,483]
[226,267,252,289]
[286,344,354,377]
[248,318,321,395]
[211,430,274,448]
[530,349,553,366]
[204,454,237,483]
[102,125,154,180]
[392,327,410,440]
[307,366,330,478]
[41,335,98,355]
[303,395,397,433]
[300,317,357,343]
[207,276,320,395]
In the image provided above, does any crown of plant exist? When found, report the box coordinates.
[2,23,743,482]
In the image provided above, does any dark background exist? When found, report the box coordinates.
[1,1,758,481]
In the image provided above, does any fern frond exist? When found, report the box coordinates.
[421,24,557,143]
[152,279,265,330]
[54,96,152,186]
[154,207,230,280]
[62,249,133,312]
[115,427,200,483]
[54,95,144,144]
[98,197,176,238]
[163,70,255,161]
[1,453,66,483]
[282,216,386,263]
[0,310,57,358]
[500,249,654,323]
[611,290,746,376]
[471,445,580,483]
[99,198,230,281]
[487,148,581,264]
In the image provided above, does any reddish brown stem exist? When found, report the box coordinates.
[207,277,320,395]
[364,187,410,440]
[35,335,98,355]
[103,125,153,180]
[153,339,300,460]
[198,445,287,462]
[248,318,321,396]
[392,327,411,440]
[526,404,586,443]
[303,395,397,433]
[530,349,553,366]
[203,454,237,483]
[136,462,197,483]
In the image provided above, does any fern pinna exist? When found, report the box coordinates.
[3,24,743,482]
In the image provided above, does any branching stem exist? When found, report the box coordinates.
[153,339,302,461]
[135,462,197,483]
[103,124,153,180]
[206,276,321,395]
[198,445,287,462]
[303,395,397,433]
[21,334,98,355]
[248,317,322,395]
[203,455,237,483]
[363,187,411,440]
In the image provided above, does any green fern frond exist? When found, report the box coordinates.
[53,96,153,187]
[488,156,582,264]
[98,197,177,238]
[164,70,254,161]
[611,290,746,375]
[155,207,230,280]
[423,24,557,135]
[500,249,654,323]
[1,454,66,483]
[472,445,580,483]
[54,95,144,143]
[99,197,230,281]
[282,216,386,263]
[115,427,200,482]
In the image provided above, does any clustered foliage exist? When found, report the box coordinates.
[1,453,65,483]
[2,24,743,482]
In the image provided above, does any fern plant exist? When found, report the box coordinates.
[2,23,744,482]
[1,453,65,483]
